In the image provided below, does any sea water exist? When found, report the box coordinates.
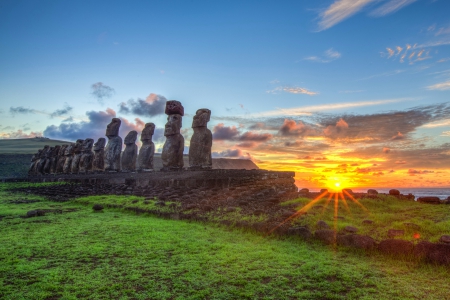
[351,188,450,200]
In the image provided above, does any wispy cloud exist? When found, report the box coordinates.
[370,0,417,17]
[427,80,450,91]
[318,0,375,31]
[250,98,411,117]
[266,86,318,96]
[304,48,341,63]
[422,120,450,128]
[339,90,364,94]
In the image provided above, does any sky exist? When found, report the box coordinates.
[1,0,449,190]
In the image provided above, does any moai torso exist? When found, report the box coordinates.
[137,123,155,171]
[63,144,75,174]
[70,139,84,173]
[161,102,184,171]
[29,150,41,175]
[56,145,68,174]
[92,138,106,171]
[50,145,61,174]
[121,131,138,172]
[37,146,50,174]
[104,118,122,172]
[43,147,54,174]
[189,109,212,169]
[79,138,94,173]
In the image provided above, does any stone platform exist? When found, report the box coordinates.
[28,169,296,191]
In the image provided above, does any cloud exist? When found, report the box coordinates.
[267,86,318,96]
[323,118,349,139]
[370,0,417,17]
[212,123,240,140]
[317,0,375,31]
[50,105,73,118]
[278,119,312,137]
[237,131,272,142]
[395,160,406,164]
[408,169,434,176]
[91,82,115,104]
[391,132,405,140]
[0,130,43,139]
[43,108,145,142]
[305,48,341,63]
[383,147,391,153]
[427,80,450,91]
[10,106,36,115]
[435,26,450,36]
[441,131,450,136]
[251,98,410,117]
[119,93,167,117]
[212,149,244,158]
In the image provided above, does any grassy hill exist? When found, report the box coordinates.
[0,137,72,154]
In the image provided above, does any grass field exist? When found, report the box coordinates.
[1,183,450,300]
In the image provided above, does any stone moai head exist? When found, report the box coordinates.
[58,145,67,156]
[64,144,75,156]
[164,114,182,136]
[141,123,155,141]
[47,147,54,157]
[124,131,138,145]
[192,109,211,128]
[82,138,94,152]
[52,146,61,157]
[93,138,106,151]
[41,146,50,158]
[165,100,184,116]
[73,139,84,153]
[106,118,121,137]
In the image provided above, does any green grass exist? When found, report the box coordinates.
[1,183,450,299]
[0,138,71,154]
[281,194,450,243]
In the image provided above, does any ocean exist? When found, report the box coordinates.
[350,188,450,200]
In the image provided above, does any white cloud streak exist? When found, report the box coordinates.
[304,48,341,63]
[422,120,450,128]
[249,98,412,117]
[267,86,318,96]
[370,0,417,17]
[318,0,375,31]
[427,80,450,91]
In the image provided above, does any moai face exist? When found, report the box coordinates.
[106,118,121,137]
[53,145,61,156]
[47,147,55,157]
[73,139,84,153]
[58,145,67,156]
[124,131,138,144]
[82,139,94,151]
[141,123,155,141]
[64,144,74,156]
[93,138,106,151]
[164,114,182,136]
[40,146,50,158]
[192,109,211,128]
[165,100,184,116]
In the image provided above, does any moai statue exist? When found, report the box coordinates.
[104,118,122,172]
[92,138,106,172]
[43,147,54,174]
[63,143,75,174]
[50,145,61,174]
[121,131,138,172]
[56,145,68,174]
[79,138,94,173]
[161,100,185,171]
[137,123,155,171]
[70,139,84,173]
[189,109,212,169]
[28,150,41,175]
[36,145,50,174]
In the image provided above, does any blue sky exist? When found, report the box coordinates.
[1,0,449,188]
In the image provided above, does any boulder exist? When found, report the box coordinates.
[413,241,450,265]
[417,197,441,204]
[316,220,330,230]
[92,204,104,211]
[367,189,378,195]
[389,189,400,196]
[439,235,450,244]
[344,226,358,233]
[378,239,413,256]
[337,234,376,250]
[287,226,312,240]
[387,229,404,238]
[315,230,335,244]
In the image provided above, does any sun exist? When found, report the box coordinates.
[335,182,341,188]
